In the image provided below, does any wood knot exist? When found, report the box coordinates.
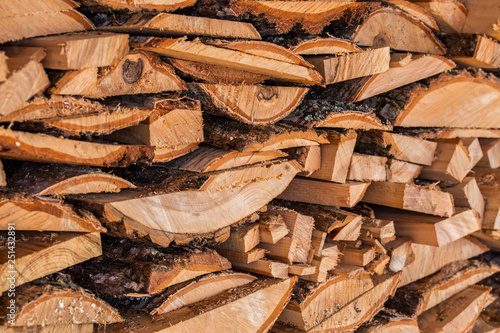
[373,34,390,47]
[122,58,144,84]
[256,87,279,102]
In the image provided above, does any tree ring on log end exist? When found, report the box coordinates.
[122,58,144,84]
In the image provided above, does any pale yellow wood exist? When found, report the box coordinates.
[214,247,266,264]
[385,237,413,273]
[0,52,7,82]
[310,130,357,183]
[288,264,316,276]
[293,111,392,131]
[478,184,500,230]
[463,138,484,169]
[361,218,395,239]
[291,38,361,55]
[0,324,94,333]
[216,223,260,253]
[81,0,196,12]
[477,139,500,169]
[331,217,362,241]
[260,237,298,264]
[420,139,472,182]
[259,214,289,245]
[348,153,388,182]
[290,145,321,177]
[410,0,467,33]
[352,8,446,54]
[384,0,439,30]
[363,182,455,217]
[311,229,327,256]
[461,0,500,40]
[231,259,289,279]
[301,256,338,283]
[443,177,485,222]
[387,159,423,184]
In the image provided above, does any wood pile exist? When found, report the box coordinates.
[0,0,500,332]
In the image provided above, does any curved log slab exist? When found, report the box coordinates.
[352,8,446,54]
[387,259,500,317]
[230,1,380,34]
[77,161,301,247]
[0,232,102,293]
[0,128,154,167]
[6,162,135,195]
[384,0,439,30]
[393,70,500,128]
[291,38,361,55]
[192,83,308,124]
[135,37,323,85]
[95,277,296,333]
[357,309,419,333]
[51,50,187,98]
[0,282,122,327]
[68,238,231,296]
[411,0,468,33]
[0,192,105,232]
[80,0,197,12]
[102,13,261,40]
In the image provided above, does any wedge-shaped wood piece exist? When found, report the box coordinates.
[0,51,8,82]
[0,128,154,167]
[0,59,49,120]
[135,38,323,85]
[230,1,380,35]
[310,130,357,183]
[311,230,326,256]
[399,236,489,286]
[78,161,300,247]
[363,182,455,217]
[387,159,423,183]
[81,0,196,11]
[462,137,484,169]
[348,153,388,182]
[216,223,260,253]
[301,256,339,283]
[387,259,500,317]
[443,177,485,222]
[204,116,328,152]
[291,38,361,55]
[20,32,129,69]
[288,264,316,276]
[384,0,439,30]
[278,272,374,331]
[307,47,390,85]
[102,13,261,40]
[330,216,363,241]
[340,243,376,266]
[306,273,401,332]
[361,218,395,240]
[420,139,472,182]
[385,237,413,273]
[357,308,419,333]
[260,237,298,264]
[170,58,269,84]
[231,259,289,279]
[192,83,308,124]
[418,285,491,333]
[334,54,455,102]
[478,183,500,231]
[357,131,437,165]
[267,206,315,263]
[375,207,480,246]
[69,238,230,296]
[215,248,266,264]
[446,34,500,68]
[171,146,286,173]
[0,281,122,327]
[0,192,104,232]
[279,177,370,208]
[394,70,500,128]
[96,277,296,332]
[150,272,256,315]
[352,8,446,54]
[0,232,102,293]
[52,50,187,97]
[477,139,500,169]
[259,213,289,244]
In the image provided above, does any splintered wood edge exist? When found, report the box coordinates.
[38,173,136,195]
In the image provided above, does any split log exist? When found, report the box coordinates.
[385,237,414,273]
[135,37,323,85]
[288,264,316,276]
[260,237,297,264]
[341,244,376,267]
[301,256,338,283]
[191,83,308,125]
[203,116,328,152]
[356,131,437,166]
[309,130,357,183]
[374,207,480,247]
[77,160,300,247]
[0,281,122,327]
[0,2,93,43]
[446,34,500,68]
[0,192,104,232]
[348,154,388,182]
[330,216,363,241]
[258,213,289,244]
[278,272,374,331]
[231,259,289,279]
[0,128,154,167]
[387,159,423,184]
[101,13,261,40]
[352,7,446,54]
[399,236,489,286]
[311,230,326,256]
[442,177,485,222]
[68,238,231,296]
[362,182,455,217]
[366,254,390,275]
[0,232,102,293]
[216,223,260,253]
[392,70,500,128]
[477,139,500,169]
[214,248,266,264]
[20,32,129,70]
[80,0,196,11]
[420,139,472,182]
[478,184,500,231]
[461,0,500,40]
[1,46,46,73]
[306,47,390,85]
[230,1,379,35]
[361,218,395,240]
[326,54,455,103]
[409,0,467,33]
[96,277,296,332]
[286,146,321,177]
[0,161,5,187]
[387,259,500,317]
[384,0,439,30]
[290,38,361,55]
[0,51,8,82]
[357,308,419,333]
[278,177,370,208]
[267,206,315,263]
[418,285,491,333]
[51,50,187,98]
[169,58,269,84]
[463,138,484,169]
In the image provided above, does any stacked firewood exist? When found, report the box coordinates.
[1,0,500,332]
